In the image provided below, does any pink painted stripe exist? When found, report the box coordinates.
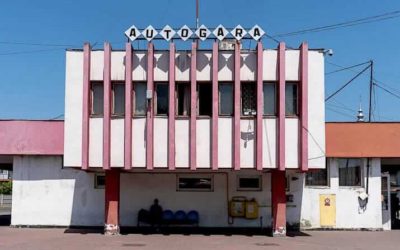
[190,42,197,171]
[103,42,112,170]
[278,42,286,171]
[300,42,309,172]
[82,43,91,170]
[233,42,241,170]
[168,43,176,170]
[146,43,154,170]
[211,42,219,171]
[124,43,133,170]
[256,42,263,171]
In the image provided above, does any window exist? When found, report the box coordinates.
[91,81,103,116]
[198,83,212,116]
[285,82,298,116]
[241,83,256,116]
[134,82,147,116]
[306,169,328,186]
[155,83,168,115]
[338,158,362,187]
[112,82,125,116]
[263,82,276,116]
[177,83,190,116]
[237,176,262,191]
[177,176,213,191]
[94,174,105,189]
[219,83,233,115]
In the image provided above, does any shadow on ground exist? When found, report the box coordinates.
[64,227,310,237]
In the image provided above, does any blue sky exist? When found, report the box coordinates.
[1,0,400,121]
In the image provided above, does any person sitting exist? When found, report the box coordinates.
[150,198,163,227]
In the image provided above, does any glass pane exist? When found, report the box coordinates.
[338,158,361,186]
[219,83,233,115]
[239,177,261,190]
[135,82,146,115]
[198,83,212,116]
[241,83,256,116]
[306,169,328,186]
[178,177,212,191]
[285,83,298,116]
[91,83,103,115]
[177,84,190,116]
[113,84,125,115]
[156,84,168,115]
[263,83,276,115]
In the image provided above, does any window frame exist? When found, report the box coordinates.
[236,175,262,191]
[241,81,257,117]
[94,173,105,189]
[285,81,299,117]
[133,81,147,117]
[90,81,104,117]
[197,81,212,118]
[305,168,330,188]
[111,81,125,118]
[154,82,169,116]
[176,175,214,192]
[338,158,363,188]
[218,82,234,117]
[176,82,191,117]
[263,81,277,117]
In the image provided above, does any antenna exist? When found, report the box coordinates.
[196,0,199,29]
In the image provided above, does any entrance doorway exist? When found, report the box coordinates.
[382,161,400,229]
[0,156,13,227]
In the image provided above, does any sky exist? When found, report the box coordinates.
[1,0,400,121]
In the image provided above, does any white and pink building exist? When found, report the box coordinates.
[0,40,328,236]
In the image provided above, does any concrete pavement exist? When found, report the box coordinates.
[0,227,399,250]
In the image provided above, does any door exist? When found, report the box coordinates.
[319,194,336,227]
[382,172,391,230]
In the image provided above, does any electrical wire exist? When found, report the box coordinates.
[325,61,371,75]
[374,83,400,100]
[325,64,371,101]
[273,10,400,38]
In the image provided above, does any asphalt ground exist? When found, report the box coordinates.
[0,227,398,250]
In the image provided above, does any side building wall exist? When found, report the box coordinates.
[289,158,382,229]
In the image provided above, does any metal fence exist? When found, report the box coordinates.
[0,194,12,207]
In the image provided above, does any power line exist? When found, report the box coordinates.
[374,83,400,100]
[325,64,371,102]
[0,48,66,56]
[273,10,400,38]
[0,41,77,47]
[326,61,371,75]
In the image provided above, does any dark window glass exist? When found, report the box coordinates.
[219,83,233,115]
[306,169,328,186]
[177,177,213,191]
[198,83,212,116]
[237,176,262,191]
[134,82,146,116]
[177,83,190,116]
[95,174,105,189]
[241,83,256,116]
[91,82,103,116]
[285,83,298,116]
[156,84,168,115]
[263,83,276,115]
[338,158,362,186]
[112,83,125,116]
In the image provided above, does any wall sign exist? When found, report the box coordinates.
[125,24,265,42]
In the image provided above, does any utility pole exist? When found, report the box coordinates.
[368,60,373,122]
[196,0,199,29]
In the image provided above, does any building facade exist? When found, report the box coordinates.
[1,40,330,236]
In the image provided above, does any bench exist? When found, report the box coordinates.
[137,209,199,227]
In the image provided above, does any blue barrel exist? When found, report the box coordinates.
[187,210,199,224]
[174,210,187,222]
[162,210,174,222]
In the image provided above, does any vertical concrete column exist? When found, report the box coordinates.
[104,169,120,235]
[271,170,286,236]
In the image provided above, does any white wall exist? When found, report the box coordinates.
[11,156,272,228]
[11,156,104,226]
[292,158,383,229]
[64,48,325,170]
